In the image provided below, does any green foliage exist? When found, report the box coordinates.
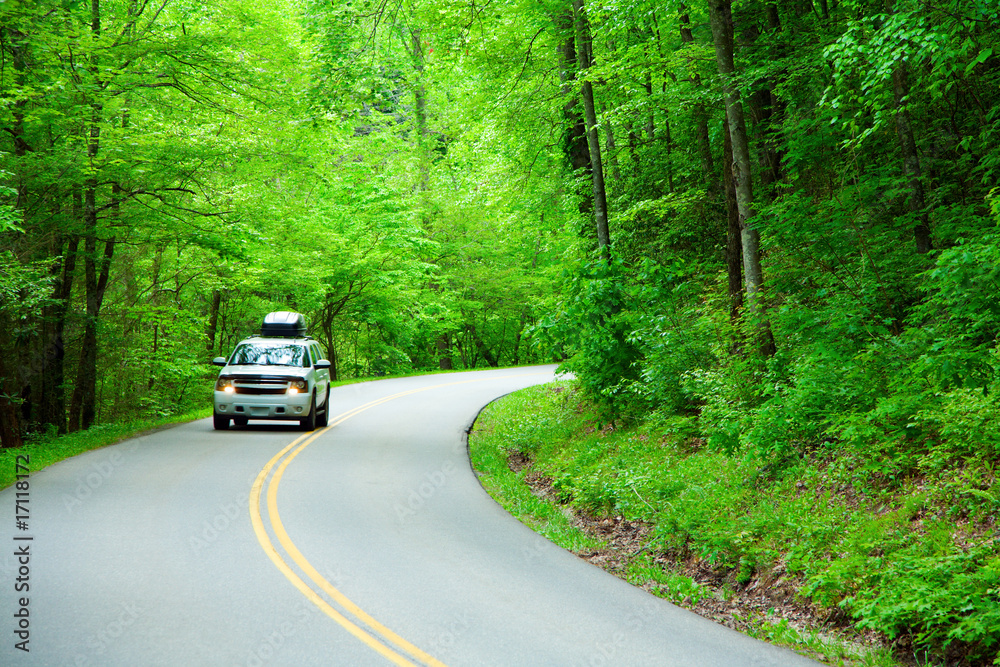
[538,254,714,422]
[627,556,709,605]
[474,383,1000,665]
[3,0,1000,659]
[0,180,22,234]
[0,252,52,323]
[0,0,577,438]
[848,544,1000,661]
[910,225,1000,391]
[538,257,641,419]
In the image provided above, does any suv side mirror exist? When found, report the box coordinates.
[212,357,228,367]
[314,359,332,370]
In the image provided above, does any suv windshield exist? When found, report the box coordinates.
[230,342,308,367]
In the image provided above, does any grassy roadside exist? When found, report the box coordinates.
[469,382,999,667]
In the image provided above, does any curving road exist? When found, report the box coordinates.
[1,365,820,666]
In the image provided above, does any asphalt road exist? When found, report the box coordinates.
[1,365,821,666]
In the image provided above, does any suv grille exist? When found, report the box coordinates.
[227,375,299,395]
[235,386,286,395]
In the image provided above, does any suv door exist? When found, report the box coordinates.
[311,343,330,408]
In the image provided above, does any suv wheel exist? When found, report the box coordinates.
[213,413,230,430]
[317,396,329,428]
[300,393,317,431]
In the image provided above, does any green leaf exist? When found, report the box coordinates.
[965,48,993,75]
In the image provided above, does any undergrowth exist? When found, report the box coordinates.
[469,382,1000,667]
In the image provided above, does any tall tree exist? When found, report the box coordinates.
[66,0,114,431]
[707,0,772,354]
[743,2,785,199]
[887,35,933,254]
[573,0,611,256]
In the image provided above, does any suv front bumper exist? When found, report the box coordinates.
[213,390,312,421]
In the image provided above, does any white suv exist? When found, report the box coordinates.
[212,312,331,430]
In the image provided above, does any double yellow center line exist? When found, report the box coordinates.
[248,373,547,665]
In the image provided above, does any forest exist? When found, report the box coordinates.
[2,0,999,662]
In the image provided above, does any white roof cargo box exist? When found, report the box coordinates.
[261,311,307,337]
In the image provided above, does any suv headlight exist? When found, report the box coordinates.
[288,379,307,394]
[216,378,235,393]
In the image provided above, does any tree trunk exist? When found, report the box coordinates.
[708,0,774,355]
[708,0,761,303]
[316,308,339,382]
[891,61,933,254]
[318,290,355,381]
[573,0,611,256]
[556,9,591,219]
[744,7,785,201]
[467,325,499,367]
[146,244,163,390]
[70,0,108,431]
[408,27,431,192]
[722,120,744,322]
[38,236,79,433]
[664,112,675,193]
[602,104,622,187]
[69,234,115,431]
[0,349,23,448]
[4,24,31,207]
[749,84,785,198]
[329,347,339,381]
[644,68,656,142]
[206,289,222,353]
[436,334,453,370]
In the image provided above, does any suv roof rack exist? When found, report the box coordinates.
[260,311,308,338]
